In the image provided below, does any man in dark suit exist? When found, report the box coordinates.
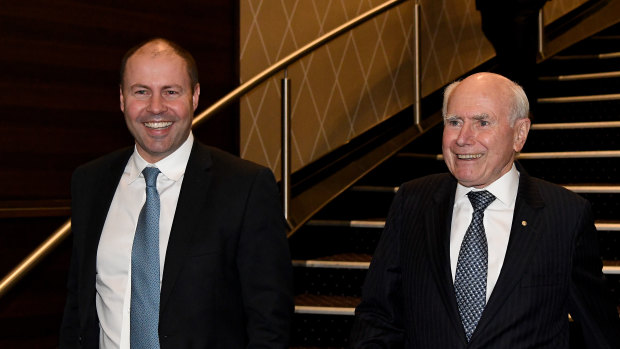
[59,38,293,348]
[350,72,620,348]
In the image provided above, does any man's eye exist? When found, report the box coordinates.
[480,120,490,126]
[448,120,460,126]
[135,90,148,95]
[165,90,179,96]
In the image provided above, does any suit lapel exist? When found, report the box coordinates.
[425,176,466,341]
[473,171,545,340]
[159,142,213,311]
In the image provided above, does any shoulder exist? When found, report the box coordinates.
[391,173,454,210]
[200,143,267,173]
[190,142,275,184]
[72,147,132,181]
[529,175,587,203]
[400,173,454,193]
[522,175,590,213]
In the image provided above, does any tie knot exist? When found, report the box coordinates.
[142,167,160,188]
[467,190,496,212]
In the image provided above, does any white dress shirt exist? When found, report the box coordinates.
[95,133,194,349]
[450,164,520,302]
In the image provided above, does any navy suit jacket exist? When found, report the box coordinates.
[351,169,620,348]
[60,141,294,348]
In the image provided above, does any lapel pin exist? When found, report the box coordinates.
[522,220,527,227]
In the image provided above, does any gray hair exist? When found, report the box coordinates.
[442,75,529,126]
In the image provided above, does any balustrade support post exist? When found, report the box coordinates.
[281,71,292,229]
[538,8,545,59]
[414,2,422,130]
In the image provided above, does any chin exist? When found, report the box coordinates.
[455,174,482,187]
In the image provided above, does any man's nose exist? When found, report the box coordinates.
[147,94,167,114]
[456,124,475,146]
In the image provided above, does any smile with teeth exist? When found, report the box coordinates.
[144,121,173,129]
[457,153,482,159]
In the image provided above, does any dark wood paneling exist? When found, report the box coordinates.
[0,0,239,202]
[0,0,238,346]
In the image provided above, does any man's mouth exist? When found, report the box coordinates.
[144,121,173,129]
[456,153,482,160]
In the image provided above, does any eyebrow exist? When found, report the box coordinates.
[162,84,183,90]
[445,113,489,119]
[129,84,184,90]
[473,113,490,120]
[129,84,150,90]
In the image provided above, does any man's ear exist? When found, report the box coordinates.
[120,86,125,112]
[192,83,200,111]
[513,118,531,152]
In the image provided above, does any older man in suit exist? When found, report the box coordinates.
[350,72,620,348]
[60,38,293,348]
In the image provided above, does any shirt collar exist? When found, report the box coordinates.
[127,132,194,183]
[455,163,520,208]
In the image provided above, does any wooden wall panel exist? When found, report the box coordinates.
[0,0,239,202]
[0,1,238,346]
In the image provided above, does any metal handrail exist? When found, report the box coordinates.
[191,0,408,128]
[0,0,412,299]
[0,220,71,298]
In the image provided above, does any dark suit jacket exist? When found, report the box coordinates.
[351,170,620,348]
[60,141,294,348]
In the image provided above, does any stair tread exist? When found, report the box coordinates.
[294,256,620,267]
[353,184,620,189]
[306,218,620,226]
[539,70,620,80]
[295,294,360,308]
[531,121,620,129]
[297,253,373,263]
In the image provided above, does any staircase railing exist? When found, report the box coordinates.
[0,0,416,298]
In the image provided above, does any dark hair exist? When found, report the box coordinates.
[119,38,199,92]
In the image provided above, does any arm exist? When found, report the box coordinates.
[59,169,84,348]
[568,201,620,348]
[350,188,406,348]
[236,168,294,349]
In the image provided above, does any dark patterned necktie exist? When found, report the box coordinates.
[454,190,496,342]
[130,167,161,348]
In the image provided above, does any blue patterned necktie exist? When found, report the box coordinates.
[454,190,496,342]
[131,167,161,349]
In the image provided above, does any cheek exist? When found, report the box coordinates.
[123,101,144,119]
[441,131,454,148]
[441,137,453,161]
[171,100,193,116]
[474,133,496,150]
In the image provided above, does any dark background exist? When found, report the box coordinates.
[0,1,239,346]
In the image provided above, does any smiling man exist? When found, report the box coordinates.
[350,72,620,348]
[120,40,198,164]
[60,38,293,349]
